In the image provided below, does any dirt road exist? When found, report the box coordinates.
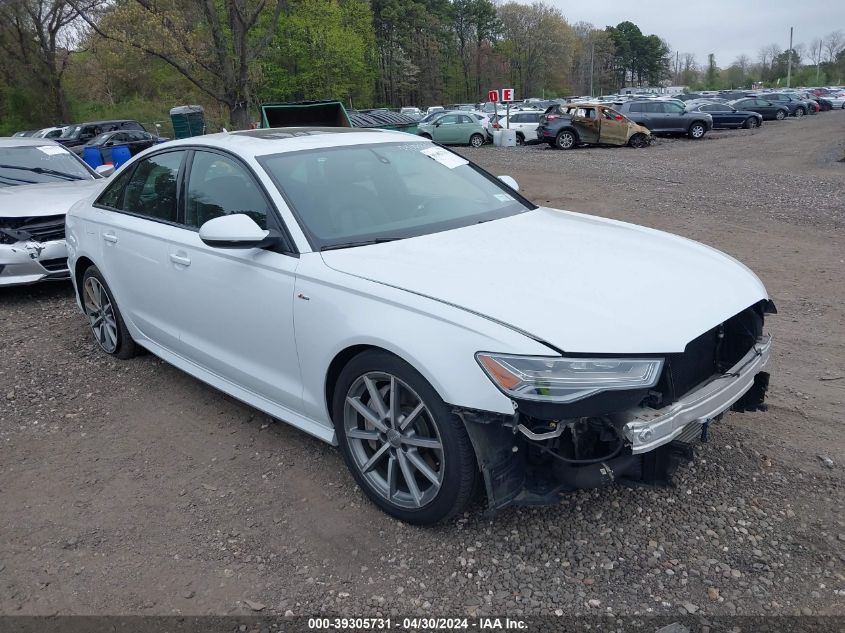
[1,112,843,619]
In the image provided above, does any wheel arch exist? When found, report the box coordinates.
[688,119,708,132]
[325,344,383,421]
[73,255,96,301]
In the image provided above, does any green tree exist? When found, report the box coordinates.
[704,53,719,89]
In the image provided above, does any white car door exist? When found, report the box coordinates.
[94,149,189,351]
[161,149,304,411]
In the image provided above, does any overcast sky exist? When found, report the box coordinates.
[549,0,845,68]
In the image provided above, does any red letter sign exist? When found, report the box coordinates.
[501,88,514,102]
[488,89,499,103]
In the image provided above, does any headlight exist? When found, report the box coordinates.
[476,353,664,404]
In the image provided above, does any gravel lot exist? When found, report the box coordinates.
[1,112,844,621]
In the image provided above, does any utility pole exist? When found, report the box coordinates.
[786,26,793,87]
[589,40,595,96]
[816,39,823,82]
[675,50,680,84]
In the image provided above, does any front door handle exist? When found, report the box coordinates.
[103,231,118,243]
[169,253,191,267]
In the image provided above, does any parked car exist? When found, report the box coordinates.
[424,106,444,116]
[399,107,423,120]
[66,127,775,524]
[417,112,487,147]
[686,103,763,129]
[752,93,811,117]
[813,97,833,111]
[56,120,147,149]
[0,138,110,286]
[12,130,38,137]
[728,98,790,121]
[33,126,66,139]
[72,130,160,158]
[614,100,712,139]
[489,111,543,144]
[537,103,652,149]
[826,91,845,108]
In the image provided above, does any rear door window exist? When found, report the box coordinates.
[122,151,186,222]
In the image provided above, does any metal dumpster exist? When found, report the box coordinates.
[259,100,417,134]
[169,105,205,139]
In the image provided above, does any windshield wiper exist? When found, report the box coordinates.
[0,174,38,185]
[0,164,84,181]
[321,237,403,251]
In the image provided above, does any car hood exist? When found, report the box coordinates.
[0,179,104,218]
[321,208,769,354]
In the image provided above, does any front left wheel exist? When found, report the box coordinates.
[332,350,477,525]
[81,265,138,359]
[469,133,484,147]
[688,122,707,139]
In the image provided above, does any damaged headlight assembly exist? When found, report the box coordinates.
[476,353,664,403]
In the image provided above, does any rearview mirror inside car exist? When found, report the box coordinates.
[199,214,275,249]
[498,175,519,191]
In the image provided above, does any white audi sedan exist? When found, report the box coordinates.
[66,128,774,524]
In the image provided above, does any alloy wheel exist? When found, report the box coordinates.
[556,131,575,149]
[470,134,484,148]
[794,108,804,118]
[83,276,118,353]
[343,372,444,509]
[776,110,785,120]
[691,124,705,138]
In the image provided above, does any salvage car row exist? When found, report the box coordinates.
[1,120,778,526]
[413,87,845,149]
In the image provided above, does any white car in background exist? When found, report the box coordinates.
[33,126,66,140]
[66,128,774,525]
[827,91,845,108]
[488,111,543,144]
[0,138,111,287]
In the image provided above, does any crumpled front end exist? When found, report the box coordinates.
[0,214,69,286]
[456,300,775,513]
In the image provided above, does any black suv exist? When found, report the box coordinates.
[56,120,147,148]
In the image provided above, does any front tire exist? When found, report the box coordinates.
[794,107,805,118]
[628,132,649,148]
[81,265,138,359]
[775,109,786,120]
[332,350,477,525]
[744,117,759,129]
[688,121,707,139]
[555,129,576,149]
[469,133,484,147]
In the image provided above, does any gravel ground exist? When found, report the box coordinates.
[1,111,843,621]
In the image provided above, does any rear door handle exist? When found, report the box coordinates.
[169,253,191,267]
[103,231,118,243]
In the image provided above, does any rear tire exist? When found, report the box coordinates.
[555,129,576,150]
[515,132,524,145]
[332,350,477,525]
[81,265,138,359]
[469,133,484,147]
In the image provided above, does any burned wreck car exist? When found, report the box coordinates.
[65,129,772,525]
[536,102,653,149]
[0,138,109,286]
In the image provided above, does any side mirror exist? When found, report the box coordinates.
[434,122,441,127]
[95,164,115,177]
[199,213,274,249]
[498,175,519,191]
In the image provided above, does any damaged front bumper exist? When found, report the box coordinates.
[624,335,771,454]
[456,334,773,513]
[0,239,70,286]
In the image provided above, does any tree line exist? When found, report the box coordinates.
[675,30,845,90]
[0,0,674,131]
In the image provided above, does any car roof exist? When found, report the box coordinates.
[154,127,426,157]
[0,137,63,147]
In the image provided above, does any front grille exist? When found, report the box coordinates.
[0,214,66,243]
[651,303,764,406]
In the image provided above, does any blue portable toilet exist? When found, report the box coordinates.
[82,146,103,169]
[110,145,132,169]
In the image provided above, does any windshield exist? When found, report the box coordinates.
[0,145,94,187]
[258,141,532,249]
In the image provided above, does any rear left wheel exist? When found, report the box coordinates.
[555,130,576,149]
[81,266,138,359]
[332,350,477,525]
